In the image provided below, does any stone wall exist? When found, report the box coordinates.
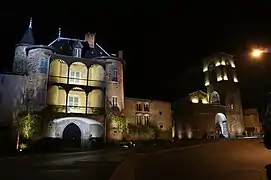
[124,97,172,140]
[243,108,262,135]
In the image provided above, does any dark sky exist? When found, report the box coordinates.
[1,2,271,109]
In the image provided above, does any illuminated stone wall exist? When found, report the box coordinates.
[105,59,125,141]
[0,74,27,125]
[46,117,104,147]
[124,97,172,141]
[25,48,53,111]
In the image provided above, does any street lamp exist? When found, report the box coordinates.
[250,48,268,58]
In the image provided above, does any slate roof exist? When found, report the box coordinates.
[48,37,110,59]
[20,18,35,45]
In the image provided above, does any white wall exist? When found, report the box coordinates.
[0,74,26,125]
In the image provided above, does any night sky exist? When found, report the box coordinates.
[1,2,271,110]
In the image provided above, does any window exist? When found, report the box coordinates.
[112,96,118,107]
[136,103,142,111]
[39,59,48,74]
[230,104,234,109]
[68,96,79,113]
[159,111,162,115]
[136,114,142,125]
[143,103,149,111]
[69,71,81,83]
[74,48,82,58]
[112,70,118,82]
[159,124,163,129]
[143,114,149,125]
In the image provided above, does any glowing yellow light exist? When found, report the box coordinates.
[221,60,226,65]
[215,61,220,67]
[234,76,238,82]
[217,76,223,81]
[191,97,199,103]
[203,66,208,72]
[223,75,228,80]
[251,49,264,58]
[205,81,210,86]
[202,99,208,104]
[230,61,235,68]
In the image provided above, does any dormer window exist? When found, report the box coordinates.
[73,41,83,58]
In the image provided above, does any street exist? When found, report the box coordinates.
[133,139,271,180]
[0,139,269,180]
[0,148,132,180]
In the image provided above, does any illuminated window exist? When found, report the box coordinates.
[233,76,238,82]
[202,99,208,104]
[223,75,228,80]
[143,114,149,125]
[203,66,208,72]
[215,61,221,67]
[112,70,118,82]
[191,97,199,103]
[136,114,142,124]
[112,96,118,107]
[217,76,223,81]
[74,48,82,58]
[221,60,226,65]
[136,103,142,111]
[205,80,210,86]
[68,96,79,113]
[143,103,149,111]
[69,71,81,83]
[230,61,235,68]
[230,104,234,109]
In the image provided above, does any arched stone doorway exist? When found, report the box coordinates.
[62,123,81,147]
[46,117,104,147]
[215,113,229,138]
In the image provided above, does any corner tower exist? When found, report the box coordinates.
[13,18,54,111]
[13,18,35,74]
[203,52,244,136]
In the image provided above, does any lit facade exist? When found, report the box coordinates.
[173,53,244,139]
[4,18,172,147]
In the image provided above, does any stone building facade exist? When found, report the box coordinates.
[124,97,172,140]
[2,18,173,148]
[173,53,245,139]
[243,108,262,136]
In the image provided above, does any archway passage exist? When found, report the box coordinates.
[62,123,81,147]
[215,113,229,138]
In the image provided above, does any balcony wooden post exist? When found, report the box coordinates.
[87,67,89,86]
[65,91,68,113]
[86,93,88,114]
[67,66,70,84]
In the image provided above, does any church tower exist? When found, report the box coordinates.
[203,53,244,136]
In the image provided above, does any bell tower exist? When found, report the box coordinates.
[203,52,244,136]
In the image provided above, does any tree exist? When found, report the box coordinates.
[14,111,40,140]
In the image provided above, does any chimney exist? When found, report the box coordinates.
[85,33,95,48]
[118,50,123,59]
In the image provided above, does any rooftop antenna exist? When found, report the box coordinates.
[29,17,32,29]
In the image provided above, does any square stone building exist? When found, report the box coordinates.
[124,97,172,140]
[173,53,244,139]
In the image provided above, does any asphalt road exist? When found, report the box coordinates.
[0,140,202,180]
[0,149,131,180]
[134,139,271,180]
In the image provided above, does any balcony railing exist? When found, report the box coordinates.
[49,105,104,115]
[48,75,105,87]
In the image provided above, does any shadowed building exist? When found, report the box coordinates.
[173,53,244,139]
[243,108,262,136]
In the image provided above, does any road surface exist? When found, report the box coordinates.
[0,149,131,180]
[133,139,271,180]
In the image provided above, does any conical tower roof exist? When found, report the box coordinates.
[20,17,35,45]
